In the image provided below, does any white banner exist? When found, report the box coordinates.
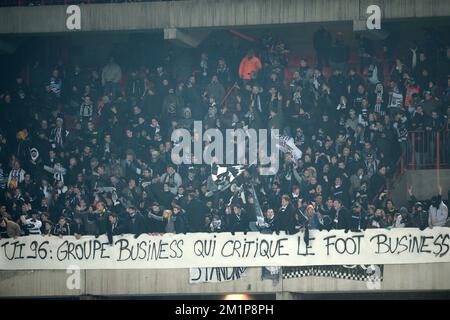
[1,228,450,270]
[189,267,247,283]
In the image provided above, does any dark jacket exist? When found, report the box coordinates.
[52,223,71,236]
[127,211,148,237]
[274,204,297,234]
[147,210,166,233]
[174,211,190,234]
[227,210,250,233]
[415,210,429,230]
[331,207,352,230]
[186,199,206,233]
[350,209,368,231]
[71,222,85,235]
[107,219,129,244]
[95,211,110,236]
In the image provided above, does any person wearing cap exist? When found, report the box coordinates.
[413,202,429,230]
[302,204,322,230]
[393,207,411,228]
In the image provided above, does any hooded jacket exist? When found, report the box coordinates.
[428,196,448,227]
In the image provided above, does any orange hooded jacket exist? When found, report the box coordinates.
[239,55,262,80]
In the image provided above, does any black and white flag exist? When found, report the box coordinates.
[276,135,303,163]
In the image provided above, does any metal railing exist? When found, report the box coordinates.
[404,129,449,171]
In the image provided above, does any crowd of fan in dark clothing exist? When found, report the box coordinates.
[0,28,449,242]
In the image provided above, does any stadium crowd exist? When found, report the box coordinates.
[0,27,449,241]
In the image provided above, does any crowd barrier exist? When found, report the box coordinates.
[404,130,450,171]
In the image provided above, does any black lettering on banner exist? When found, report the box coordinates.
[221,240,234,257]
[277,238,289,256]
[28,241,38,259]
[100,241,110,259]
[433,234,450,257]
[215,268,223,281]
[56,240,76,261]
[168,240,179,258]
[115,238,131,261]
[75,242,84,259]
[324,235,336,256]
[398,235,409,254]
[324,235,363,255]
[136,241,145,260]
[168,239,183,259]
[191,267,202,281]
[232,240,242,258]
[194,239,217,258]
[194,240,205,257]
[410,235,420,253]
[159,242,168,259]
[370,234,389,254]
[1,241,25,260]
[259,239,269,258]
[176,239,184,258]
[93,240,102,259]
[38,241,49,259]
[15,241,25,259]
[1,241,11,260]
[297,235,315,256]
[420,236,434,254]
[439,234,450,257]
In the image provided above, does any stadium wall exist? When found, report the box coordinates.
[1,263,450,298]
[0,0,449,34]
